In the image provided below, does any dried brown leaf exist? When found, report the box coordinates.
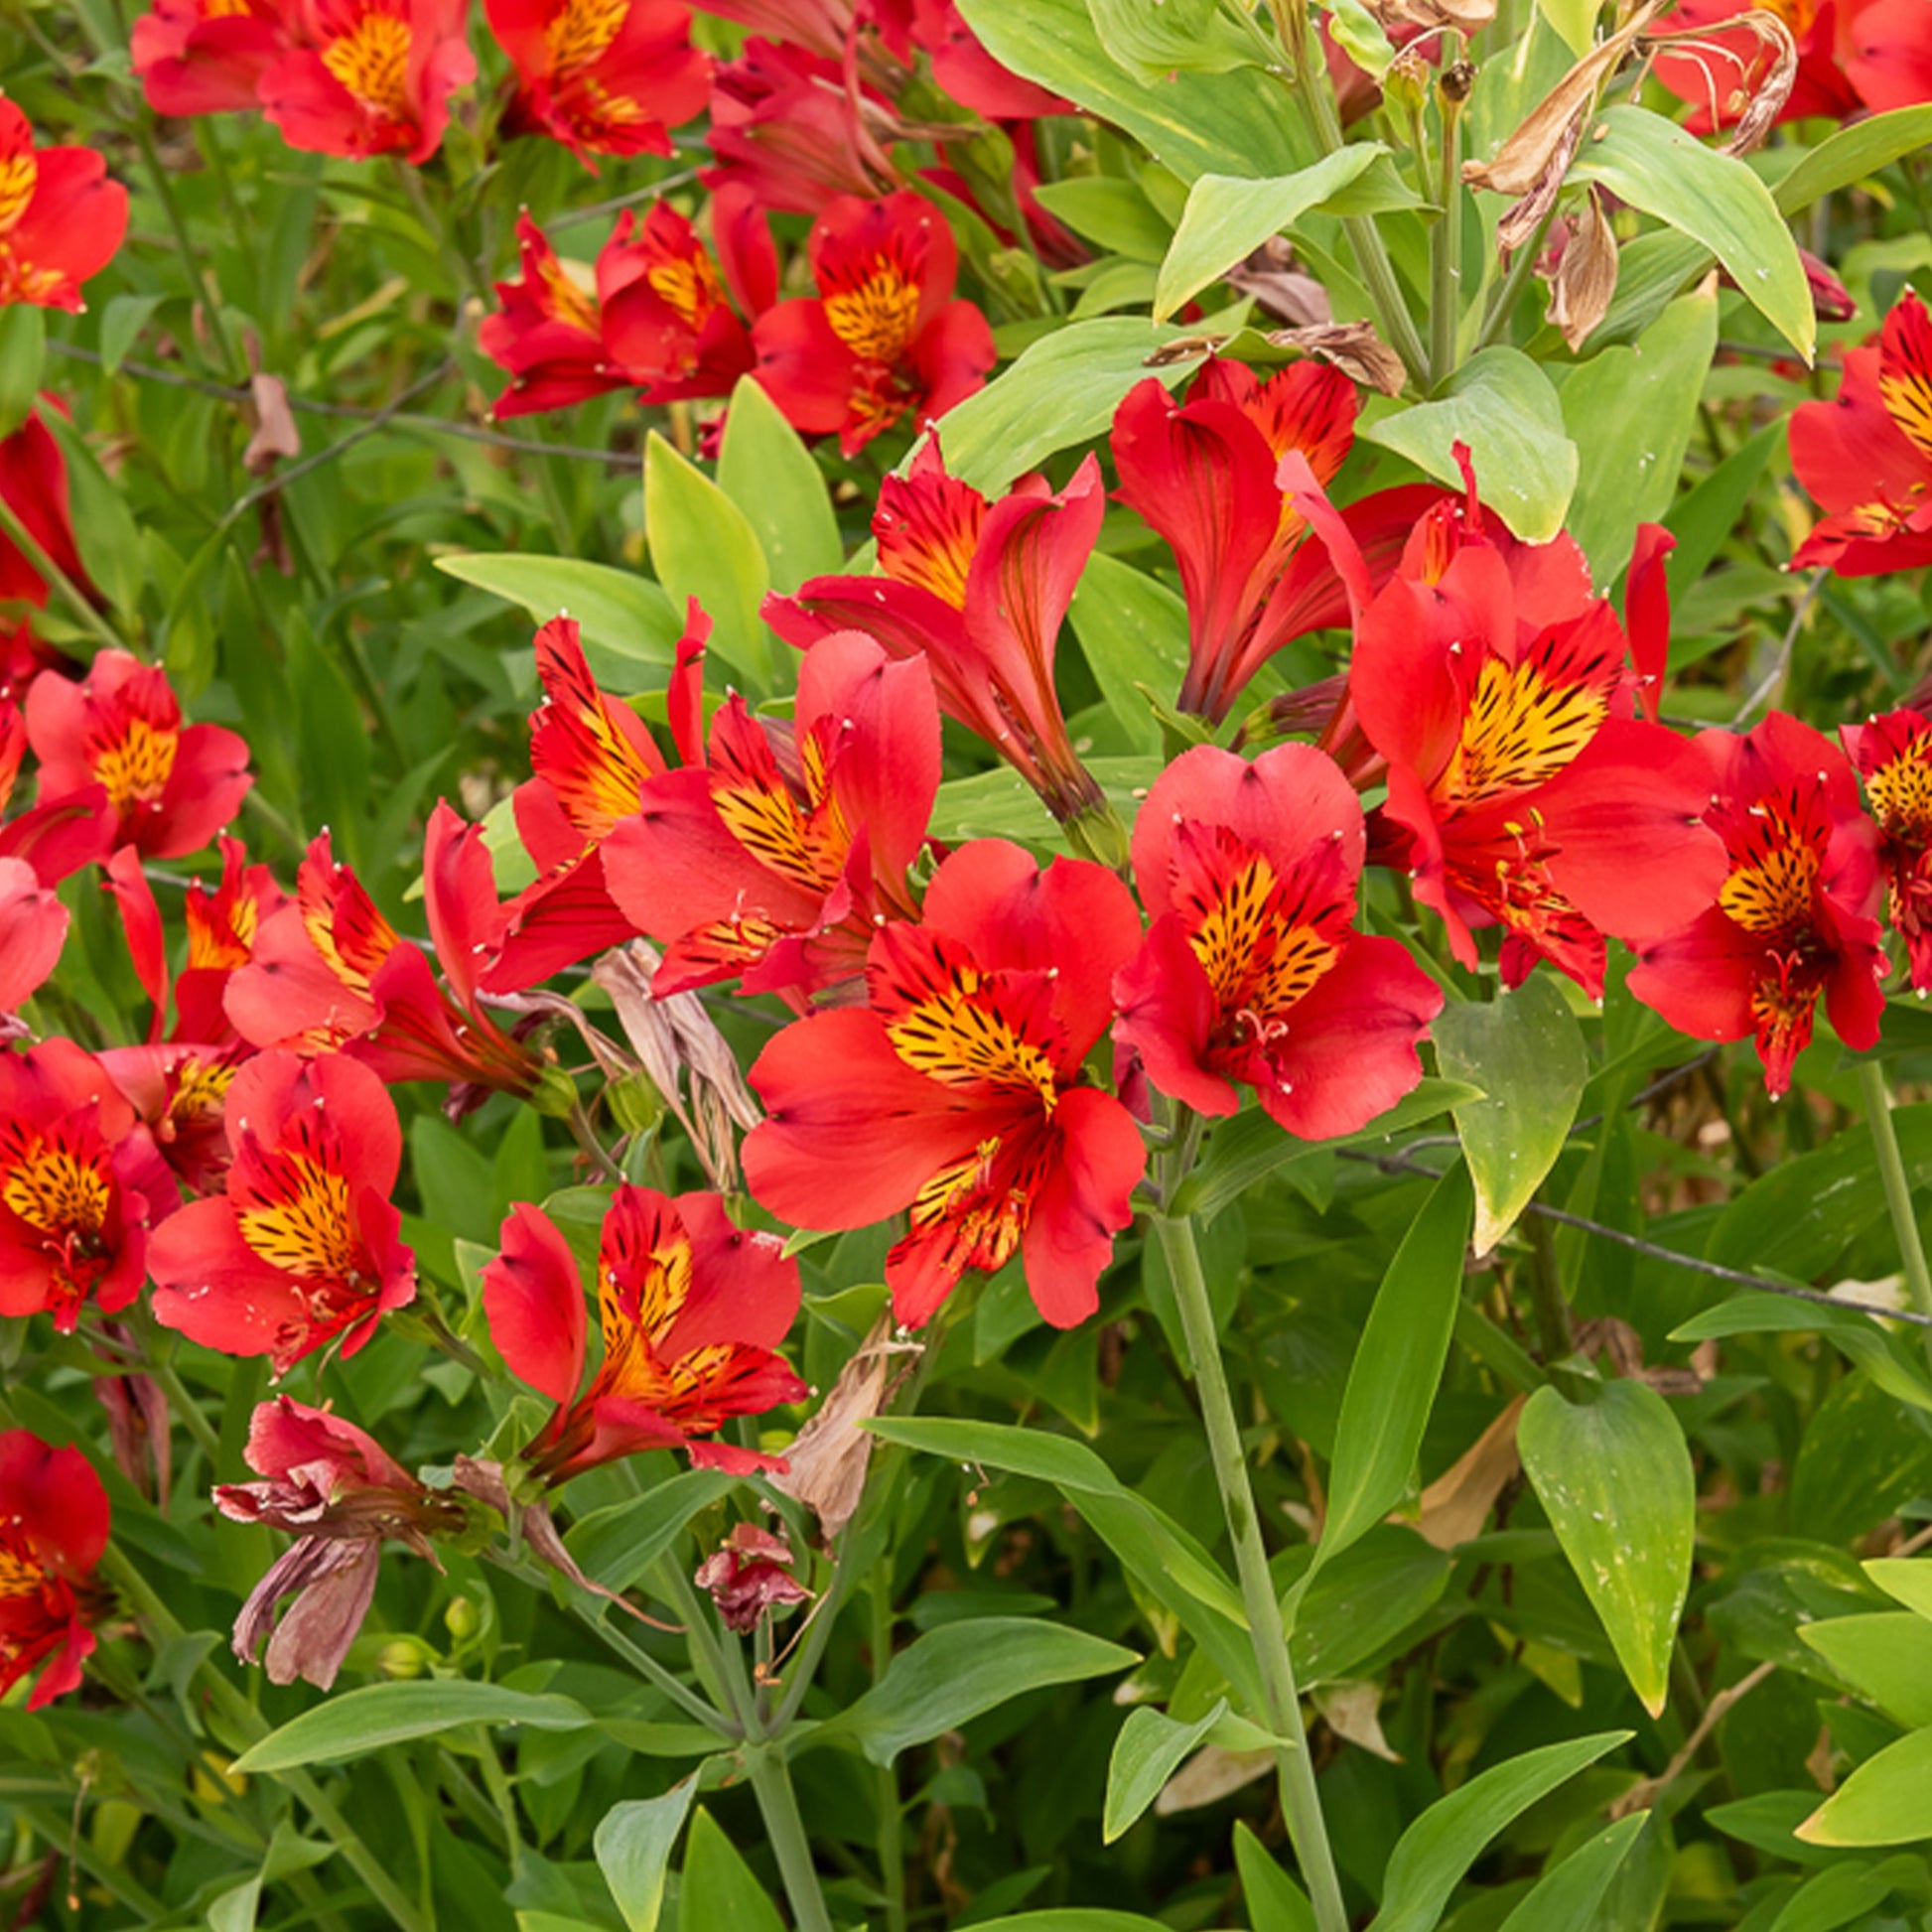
[1414,1394,1527,1551]
[243,373,301,476]
[1544,188,1619,351]
[1266,321,1408,396]
[1313,1680,1403,1760]
[1228,238,1333,328]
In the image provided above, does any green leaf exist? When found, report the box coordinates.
[1559,286,1720,589]
[1087,0,1256,80]
[1798,1726,1932,1848]
[1798,1613,1932,1726]
[823,1617,1138,1766]
[1534,0,1601,57]
[1155,149,1386,321]
[1103,1699,1226,1843]
[1766,1860,1912,1932]
[207,1875,263,1932]
[99,293,163,378]
[1518,1381,1695,1717]
[715,376,843,597]
[644,431,773,687]
[595,1781,697,1932]
[229,1683,592,1773]
[1033,178,1173,264]
[1773,104,1932,215]
[1661,419,1781,606]
[933,318,1191,494]
[1234,1821,1318,1932]
[1373,1731,1634,1932]
[1867,1557,1932,1621]
[1569,106,1813,359]
[959,0,1316,183]
[676,1810,783,1932]
[1431,975,1587,1258]
[0,305,43,442]
[1067,552,1191,751]
[1495,1814,1649,1932]
[1318,1165,1475,1569]
[435,553,682,685]
[566,1470,745,1593]
[957,1916,1173,1932]
[1362,348,1577,543]
[1671,1295,1932,1419]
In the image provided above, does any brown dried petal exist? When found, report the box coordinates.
[1367,0,1495,28]
[1413,1394,1527,1551]
[243,374,301,477]
[1226,238,1332,328]
[1544,188,1619,351]
[1265,322,1408,397]
[232,1537,379,1691]
[1493,111,1586,257]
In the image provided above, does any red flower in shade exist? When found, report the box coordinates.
[0,1432,110,1710]
[215,1396,464,1689]
[0,856,65,1017]
[770,443,1112,828]
[1789,290,1932,577]
[1111,359,1362,725]
[0,104,128,312]
[148,1049,417,1373]
[745,839,1148,1329]
[694,1521,810,1633]
[226,809,544,1101]
[0,1040,163,1331]
[132,0,289,115]
[1629,714,1888,1095]
[1114,746,1442,1140]
[24,650,251,860]
[602,627,941,1004]
[488,0,710,163]
[1287,459,1726,997]
[0,407,96,613]
[1845,706,1932,992]
[260,0,476,164]
[752,193,995,457]
[482,1184,805,1482]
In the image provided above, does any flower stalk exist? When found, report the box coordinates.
[1858,1055,1932,1370]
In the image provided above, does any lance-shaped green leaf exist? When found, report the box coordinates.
[715,376,844,596]
[1361,348,1578,543]
[1318,1165,1475,1570]
[435,553,683,684]
[1569,106,1813,359]
[595,1781,697,1932]
[1087,0,1256,80]
[1495,1814,1649,1932]
[1868,1557,1932,1622]
[1519,1381,1694,1717]
[230,1682,593,1773]
[1798,1613,1932,1726]
[1773,104,1932,214]
[1374,1731,1634,1932]
[1798,1726,1932,1847]
[0,306,43,442]
[1234,1822,1318,1932]
[1103,1698,1227,1842]
[677,1810,784,1932]
[1432,975,1587,1258]
[643,430,772,687]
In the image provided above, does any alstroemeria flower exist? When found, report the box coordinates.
[1845,0,1932,108]
[602,627,940,1004]
[746,839,1148,1329]
[1111,359,1362,724]
[0,104,128,312]
[488,0,710,163]
[215,1396,465,1689]
[694,1521,810,1632]
[1114,745,1442,1140]
[1845,706,1932,992]
[0,1039,162,1330]
[1289,458,1726,997]
[260,0,476,164]
[24,649,251,860]
[0,692,111,888]
[0,407,96,612]
[753,192,995,457]
[481,213,634,419]
[1790,289,1932,577]
[0,1432,110,1710]
[0,855,65,1016]
[226,807,544,1101]
[770,443,1111,826]
[1629,713,1888,1096]
[149,1049,417,1372]
[132,0,289,115]
[483,1185,805,1482]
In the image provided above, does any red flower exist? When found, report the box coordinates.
[1628,713,1887,1096]
[215,1396,464,1688]
[132,0,289,115]
[1289,459,1726,997]
[482,1184,804,1482]
[1651,0,1884,130]
[481,213,633,419]
[226,809,544,1099]
[1844,706,1932,993]
[686,0,853,57]
[0,406,95,613]
[1111,360,1362,724]
[1114,746,1442,1140]
[1846,0,1932,108]
[1789,289,1932,577]
[0,691,111,887]
[0,856,65,1017]
[0,1431,110,1710]
[602,627,940,1003]
[149,1049,417,1372]
[488,0,709,163]
[0,104,128,312]
[771,442,1111,827]
[745,839,1147,1329]
[260,0,476,164]
[0,1039,162,1331]
[752,192,994,456]
[24,649,251,860]
[694,1521,810,1632]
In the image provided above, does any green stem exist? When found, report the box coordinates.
[0,493,129,658]
[871,1563,907,1932]
[1474,203,1560,352]
[745,1744,836,1932]
[147,1352,225,1470]
[135,119,240,379]
[654,1555,759,1723]
[1859,1055,1932,1371]
[1430,57,1467,384]
[473,1728,524,1879]
[396,160,495,312]
[1523,1213,1574,1363]
[1150,1205,1348,1932]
